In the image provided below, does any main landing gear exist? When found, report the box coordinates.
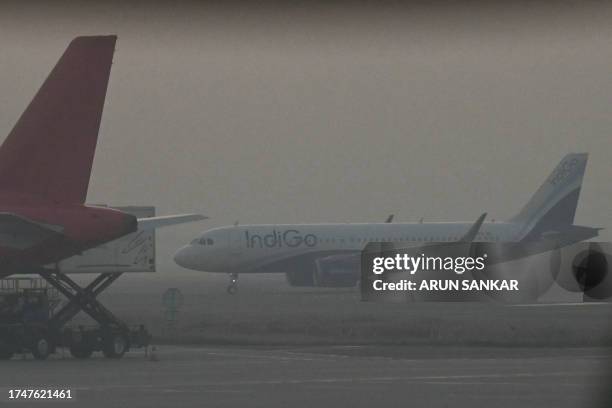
[227,273,239,294]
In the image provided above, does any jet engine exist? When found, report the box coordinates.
[482,251,560,303]
[285,254,360,287]
[554,243,612,301]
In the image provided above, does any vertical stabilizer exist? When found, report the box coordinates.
[0,35,117,203]
[510,153,588,239]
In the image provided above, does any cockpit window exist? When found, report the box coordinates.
[192,237,214,245]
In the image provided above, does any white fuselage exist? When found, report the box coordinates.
[174,221,524,274]
[174,153,593,277]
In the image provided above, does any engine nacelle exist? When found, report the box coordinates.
[472,247,561,304]
[285,268,315,287]
[285,254,360,288]
[554,243,612,301]
[476,242,612,302]
[313,255,360,287]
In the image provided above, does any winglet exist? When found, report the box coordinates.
[459,213,487,242]
[137,214,207,230]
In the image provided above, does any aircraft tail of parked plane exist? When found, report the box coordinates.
[0,36,117,204]
[0,35,206,270]
[510,153,589,240]
[0,36,210,359]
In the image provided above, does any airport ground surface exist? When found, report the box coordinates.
[2,344,611,408]
[95,273,612,347]
[3,273,612,406]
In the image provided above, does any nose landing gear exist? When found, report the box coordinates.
[227,273,239,294]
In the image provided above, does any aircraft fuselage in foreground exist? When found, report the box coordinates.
[0,199,135,274]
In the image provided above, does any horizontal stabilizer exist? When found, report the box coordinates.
[540,225,601,243]
[0,213,64,249]
[137,214,207,230]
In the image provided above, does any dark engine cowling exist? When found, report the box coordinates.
[285,254,360,288]
[475,242,612,303]
[555,243,612,301]
[285,268,315,286]
[467,244,561,304]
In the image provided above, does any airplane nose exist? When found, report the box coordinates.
[173,246,195,270]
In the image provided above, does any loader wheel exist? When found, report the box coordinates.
[31,337,51,360]
[102,333,129,359]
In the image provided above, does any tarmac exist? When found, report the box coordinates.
[1,344,611,408]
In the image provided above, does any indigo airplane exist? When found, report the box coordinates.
[174,154,598,294]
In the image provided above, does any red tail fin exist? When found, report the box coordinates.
[0,35,117,204]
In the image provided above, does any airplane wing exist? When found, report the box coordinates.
[0,213,64,249]
[364,212,489,261]
[137,214,207,230]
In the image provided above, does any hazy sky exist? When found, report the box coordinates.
[0,2,611,272]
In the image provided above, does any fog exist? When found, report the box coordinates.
[0,2,611,276]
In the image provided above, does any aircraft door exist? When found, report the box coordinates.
[229,227,244,257]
